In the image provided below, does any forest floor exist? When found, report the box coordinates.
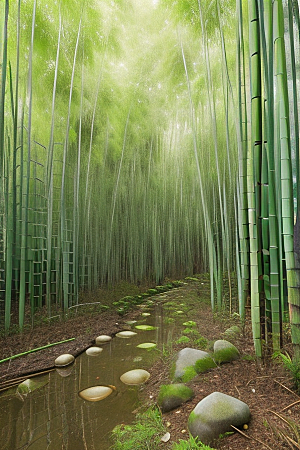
[0,277,299,450]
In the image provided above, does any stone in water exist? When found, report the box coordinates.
[135,324,156,331]
[95,335,112,344]
[54,354,75,367]
[86,346,103,356]
[79,385,115,402]
[116,331,137,338]
[120,369,150,385]
[137,342,157,349]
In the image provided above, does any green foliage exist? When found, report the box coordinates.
[110,406,165,450]
[194,336,208,350]
[176,336,191,344]
[183,321,197,327]
[171,436,216,450]
[273,352,300,393]
[183,328,201,336]
[147,289,158,295]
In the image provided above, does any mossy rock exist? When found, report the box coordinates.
[213,340,240,364]
[17,378,48,395]
[188,392,251,445]
[181,366,198,382]
[173,348,212,381]
[158,384,194,413]
[223,326,241,341]
[194,355,217,373]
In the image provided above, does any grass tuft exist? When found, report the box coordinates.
[110,406,165,450]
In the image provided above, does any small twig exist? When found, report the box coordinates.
[274,379,300,398]
[230,425,274,450]
[285,434,300,449]
[281,399,300,412]
[235,385,241,397]
[267,410,290,426]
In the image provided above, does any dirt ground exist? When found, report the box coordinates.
[0,280,299,450]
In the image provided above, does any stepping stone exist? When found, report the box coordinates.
[86,347,103,356]
[95,335,112,344]
[188,392,251,445]
[120,369,150,385]
[137,342,157,349]
[213,340,240,364]
[54,354,75,367]
[115,331,137,338]
[158,383,194,413]
[79,385,115,402]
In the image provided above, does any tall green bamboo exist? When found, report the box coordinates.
[19,0,37,329]
[274,0,300,359]
[248,0,263,356]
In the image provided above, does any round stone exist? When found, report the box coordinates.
[54,354,75,367]
[86,346,103,356]
[136,343,157,349]
[95,335,112,344]
[79,385,115,402]
[135,324,156,331]
[141,312,151,317]
[116,331,137,338]
[120,369,150,385]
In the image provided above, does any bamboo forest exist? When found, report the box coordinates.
[1,0,300,362]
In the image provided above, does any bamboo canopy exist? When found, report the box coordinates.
[0,0,300,360]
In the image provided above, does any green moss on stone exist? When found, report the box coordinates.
[181,365,198,382]
[188,411,197,426]
[194,356,217,373]
[158,384,194,404]
[214,347,239,364]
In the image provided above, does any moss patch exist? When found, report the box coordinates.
[194,356,217,373]
[213,347,239,364]
[181,365,198,382]
[158,384,194,412]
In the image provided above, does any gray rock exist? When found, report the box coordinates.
[223,325,241,341]
[188,392,251,444]
[173,348,213,381]
[157,383,194,413]
[213,340,239,364]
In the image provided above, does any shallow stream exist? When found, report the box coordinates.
[0,291,189,450]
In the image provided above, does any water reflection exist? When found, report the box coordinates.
[0,300,178,450]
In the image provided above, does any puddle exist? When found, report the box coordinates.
[0,299,186,450]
